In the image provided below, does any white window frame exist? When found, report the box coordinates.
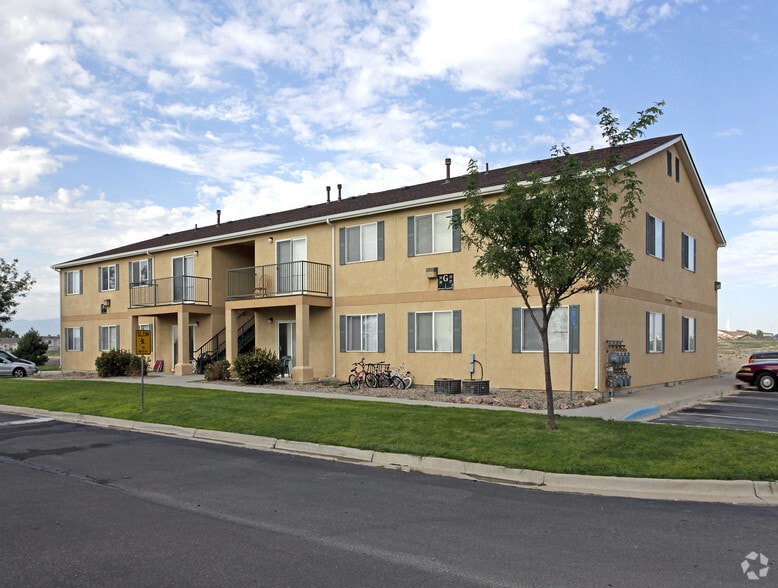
[345,223,378,263]
[345,314,378,352]
[65,327,83,351]
[681,233,696,272]
[415,210,454,255]
[98,264,119,292]
[521,307,570,353]
[646,214,664,260]
[129,258,153,286]
[682,316,696,353]
[647,312,665,353]
[415,310,454,352]
[98,325,120,351]
[65,270,82,295]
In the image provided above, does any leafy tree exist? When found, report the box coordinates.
[455,102,664,429]
[14,328,49,366]
[0,258,36,324]
[0,326,19,337]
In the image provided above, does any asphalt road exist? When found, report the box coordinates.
[1,415,776,586]
[653,389,778,432]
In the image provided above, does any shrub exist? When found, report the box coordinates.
[95,349,135,377]
[232,348,282,385]
[204,359,231,381]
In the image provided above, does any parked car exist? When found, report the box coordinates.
[0,349,36,366]
[749,351,778,363]
[0,356,39,377]
[736,360,778,392]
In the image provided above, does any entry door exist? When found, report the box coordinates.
[173,255,195,302]
[277,238,306,294]
[278,321,296,371]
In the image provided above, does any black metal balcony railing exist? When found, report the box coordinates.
[227,261,330,300]
[130,276,211,307]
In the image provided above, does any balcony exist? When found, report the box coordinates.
[227,261,330,300]
[130,276,211,308]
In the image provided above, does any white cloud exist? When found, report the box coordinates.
[0,144,62,192]
[707,178,778,215]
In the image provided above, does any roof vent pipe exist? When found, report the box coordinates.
[326,186,331,202]
[485,163,489,173]
[217,209,221,225]
[337,184,342,200]
[445,158,451,182]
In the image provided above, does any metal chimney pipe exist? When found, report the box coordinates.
[326,186,331,202]
[485,163,489,173]
[445,158,451,181]
[217,209,221,225]
[337,184,342,200]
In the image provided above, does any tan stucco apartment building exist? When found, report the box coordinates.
[53,134,725,393]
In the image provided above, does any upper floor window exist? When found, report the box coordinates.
[512,305,579,353]
[340,222,384,264]
[407,209,461,256]
[682,316,696,352]
[65,270,82,295]
[65,327,83,351]
[340,314,384,352]
[98,325,120,351]
[408,310,461,352]
[98,264,118,292]
[646,312,665,353]
[129,258,153,286]
[646,213,664,260]
[681,233,696,271]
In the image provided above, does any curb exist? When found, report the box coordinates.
[2,404,776,506]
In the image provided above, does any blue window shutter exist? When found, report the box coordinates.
[512,308,522,352]
[666,151,672,176]
[407,216,415,257]
[646,213,653,255]
[681,233,688,268]
[116,325,120,349]
[660,314,665,353]
[645,312,651,353]
[339,228,346,265]
[452,310,461,353]
[339,315,346,352]
[407,312,415,352]
[569,305,580,354]
[682,317,688,351]
[378,313,385,353]
[377,221,384,260]
[451,209,461,252]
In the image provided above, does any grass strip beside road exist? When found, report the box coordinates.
[2,379,777,481]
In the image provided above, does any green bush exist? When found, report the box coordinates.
[95,349,135,377]
[204,359,231,381]
[232,348,282,385]
[14,328,49,365]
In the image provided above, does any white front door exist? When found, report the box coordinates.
[276,238,306,294]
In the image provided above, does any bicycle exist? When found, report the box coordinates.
[391,362,413,389]
[366,362,404,389]
[348,358,376,390]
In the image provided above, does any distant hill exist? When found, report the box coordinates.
[4,318,60,336]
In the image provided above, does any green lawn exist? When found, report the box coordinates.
[2,379,777,481]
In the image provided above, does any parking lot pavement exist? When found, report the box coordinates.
[652,389,778,433]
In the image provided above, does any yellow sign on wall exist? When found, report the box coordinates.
[136,329,151,355]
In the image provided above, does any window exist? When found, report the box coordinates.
[98,325,120,351]
[666,151,673,176]
[65,327,83,351]
[98,264,119,292]
[408,310,461,352]
[646,214,664,259]
[675,157,680,182]
[129,258,153,286]
[340,314,384,352]
[512,305,580,353]
[681,233,696,271]
[682,317,696,352]
[407,209,461,256]
[340,222,384,264]
[65,270,82,295]
[646,312,665,353]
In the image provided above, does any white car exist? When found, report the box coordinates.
[0,352,39,377]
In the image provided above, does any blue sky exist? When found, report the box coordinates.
[2,0,777,334]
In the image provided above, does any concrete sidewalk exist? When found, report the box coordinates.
[10,372,775,506]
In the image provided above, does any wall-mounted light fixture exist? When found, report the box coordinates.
[194,321,200,327]
[267,237,273,244]
[267,317,274,324]
[193,250,199,256]
[102,299,111,307]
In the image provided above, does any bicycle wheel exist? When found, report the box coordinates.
[348,373,360,390]
[365,372,378,388]
[391,375,405,389]
[402,376,412,389]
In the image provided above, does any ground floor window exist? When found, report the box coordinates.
[512,305,579,353]
[98,325,120,351]
[408,310,461,352]
[65,327,83,351]
[682,316,696,352]
[340,314,384,352]
[646,312,665,353]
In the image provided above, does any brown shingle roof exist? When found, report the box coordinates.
[56,134,683,266]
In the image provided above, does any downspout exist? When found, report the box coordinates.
[594,290,600,391]
[326,218,336,377]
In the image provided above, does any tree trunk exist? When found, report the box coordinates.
[541,328,557,430]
